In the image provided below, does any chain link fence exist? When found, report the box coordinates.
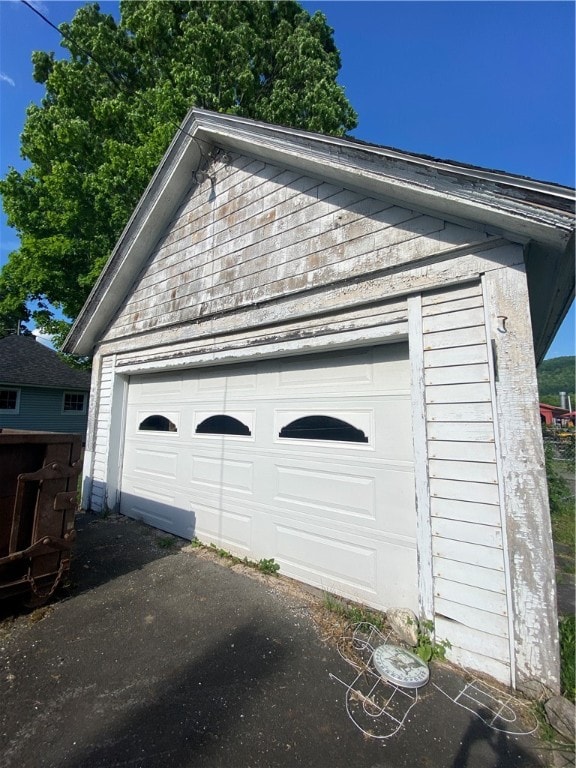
[542,425,575,516]
[543,425,575,471]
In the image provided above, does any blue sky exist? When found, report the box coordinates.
[0,0,574,357]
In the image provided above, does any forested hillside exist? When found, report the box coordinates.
[537,356,575,406]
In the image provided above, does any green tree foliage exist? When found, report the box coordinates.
[537,356,575,406]
[0,0,357,347]
[0,269,29,338]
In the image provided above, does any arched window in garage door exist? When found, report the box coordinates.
[279,415,368,443]
[195,414,252,436]
[138,415,177,432]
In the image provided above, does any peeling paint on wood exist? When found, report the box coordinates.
[482,265,560,691]
[407,295,434,623]
[99,242,521,357]
[435,618,510,664]
[433,558,506,593]
[103,156,500,343]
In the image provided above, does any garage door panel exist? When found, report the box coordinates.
[271,399,413,460]
[127,447,179,480]
[275,349,374,390]
[274,464,376,519]
[193,410,255,437]
[274,523,418,609]
[191,455,254,493]
[267,459,415,537]
[374,399,414,458]
[120,342,418,612]
[195,365,258,394]
[375,468,418,538]
[133,373,184,400]
[121,489,196,540]
[378,543,419,608]
[192,501,252,552]
[275,523,378,593]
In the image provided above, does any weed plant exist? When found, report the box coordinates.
[200,541,280,575]
[321,595,451,660]
[257,558,280,575]
[414,619,451,662]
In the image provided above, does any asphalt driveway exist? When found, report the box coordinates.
[0,513,552,767]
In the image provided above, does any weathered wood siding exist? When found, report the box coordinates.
[483,265,559,689]
[103,152,496,344]
[421,282,511,683]
[87,356,115,513]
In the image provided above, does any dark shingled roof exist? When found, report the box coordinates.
[0,334,91,390]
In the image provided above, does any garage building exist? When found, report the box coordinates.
[63,109,575,692]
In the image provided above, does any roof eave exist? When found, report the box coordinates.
[63,111,207,356]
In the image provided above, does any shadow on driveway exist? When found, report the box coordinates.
[63,623,289,768]
[67,512,187,596]
[0,512,548,768]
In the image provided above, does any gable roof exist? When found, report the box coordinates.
[63,108,575,362]
[0,334,91,390]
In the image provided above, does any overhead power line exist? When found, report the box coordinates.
[21,0,126,90]
[20,0,198,142]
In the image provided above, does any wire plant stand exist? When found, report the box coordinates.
[330,622,427,740]
[432,678,538,736]
[330,623,538,741]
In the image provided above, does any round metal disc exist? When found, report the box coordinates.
[372,644,430,689]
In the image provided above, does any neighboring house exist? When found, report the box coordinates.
[63,109,575,692]
[539,402,571,426]
[0,334,90,436]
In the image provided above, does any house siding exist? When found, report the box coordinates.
[0,385,88,435]
[88,357,115,513]
[103,152,497,343]
[413,282,511,683]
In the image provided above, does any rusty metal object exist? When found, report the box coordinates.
[0,430,82,606]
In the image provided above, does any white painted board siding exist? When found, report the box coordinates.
[89,355,115,513]
[421,282,510,683]
[104,151,494,341]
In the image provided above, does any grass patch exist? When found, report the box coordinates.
[551,515,575,572]
[156,536,176,549]
[545,440,575,705]
[322,592,386,630]
[533,701,559,743]
[559,615,575,703]
[209,542,242,562]
[321,596,451,661]
[545,443,575,561]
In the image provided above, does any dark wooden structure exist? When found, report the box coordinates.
[0,430,81,605]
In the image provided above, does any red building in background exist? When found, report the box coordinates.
[539,403,574,426]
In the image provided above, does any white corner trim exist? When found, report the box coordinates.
[407,295,434,621]
[481,275,516,689]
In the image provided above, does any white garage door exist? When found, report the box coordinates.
[120,344,418,611]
